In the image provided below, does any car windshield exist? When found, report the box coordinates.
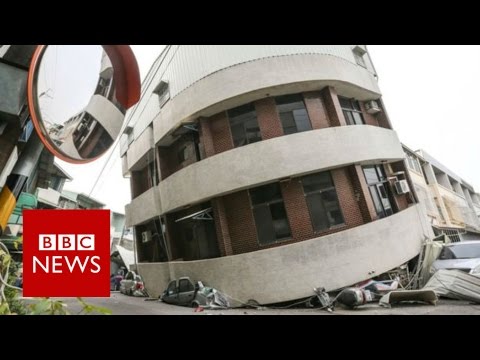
[440,243,480,259]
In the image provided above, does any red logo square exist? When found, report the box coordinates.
[23,210,110,297]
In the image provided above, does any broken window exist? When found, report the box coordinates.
[228,103,261,148]
[249,183,291,245]
[301,172,344,232]
[275,94,312,135]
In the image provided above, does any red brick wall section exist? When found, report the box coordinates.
[209,111,234,155]
[331,168,365,228]
[359,101,380,127]
[303,91,330,130]
[321,86,347,127]
[255,98,284,140]
[280,180,314,241]
[348,165,378,222]
[376,99,393,130]
[211,198,233,256]
[388,161,412,209]
[222,190,259,255]
[221,168,370,256]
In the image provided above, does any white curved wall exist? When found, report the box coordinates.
[158,125,403,214]
[152,53,381,146]
[138,204,432,304]
[121,46,380,155]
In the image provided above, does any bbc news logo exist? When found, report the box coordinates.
[23,210,110,297]
[34,235,100,274]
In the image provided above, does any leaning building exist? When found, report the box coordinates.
[120,45,433,304]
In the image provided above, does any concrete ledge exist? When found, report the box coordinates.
[138,204,430,304]
[159,126,404,214]
[125,186,161,227]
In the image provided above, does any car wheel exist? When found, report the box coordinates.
[191,301,199,308]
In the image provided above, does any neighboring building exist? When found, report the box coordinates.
[404,145,480,242]
[110,211,135,276]
[121,45,433,304]
[59,190,105,210]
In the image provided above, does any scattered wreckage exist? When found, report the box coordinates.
[304,237,480,311]
[151,237,480,312]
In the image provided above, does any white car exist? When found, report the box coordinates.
[431,241,480,276]
[120,271,145,296]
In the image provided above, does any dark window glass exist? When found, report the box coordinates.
[306,193,329,231]
[339,96,365,126]
[177,146,187,164]
[270,202,291,239]
[302,173,333,194]
[178,279,194,293]
[167,281,177,295]
[228,104,261,148]
[249,183,291,245]
[250,183,283,205]
[276,94,312,135]
[363,166,394,219]
[302,172,344,232]
[253,206,275,245]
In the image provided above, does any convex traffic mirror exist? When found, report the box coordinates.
[27,45,140,163]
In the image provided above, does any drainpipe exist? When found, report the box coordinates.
[0,133,43,235]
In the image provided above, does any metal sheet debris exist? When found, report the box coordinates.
[423,269,480,303]
[379,290,438,307]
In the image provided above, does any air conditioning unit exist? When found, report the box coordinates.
[365,100,381,115]
[394,180,410,195]
[141,230,152,243]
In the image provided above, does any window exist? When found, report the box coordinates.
[228,104,261,148]
[153,80,170,108]
[301,172,344,232]
[339,97,365,126]
[275,94,312,135]
[352,46,367,67]
[178,146,187,164]
[178,279,194,293]
[166,281,177,295]
[249,183,291,245]
[406,152,422,173]
[363,165,394,219]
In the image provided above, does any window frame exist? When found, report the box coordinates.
[228,103,261,148]
[363,165,395,219]
[301,172,345,233]
[275,94,313,135]
[249,183,292,246]
[339,96,365,126]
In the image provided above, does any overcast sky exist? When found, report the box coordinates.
[57,45,480,213]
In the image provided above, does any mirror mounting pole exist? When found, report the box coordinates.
[0,133,43,235]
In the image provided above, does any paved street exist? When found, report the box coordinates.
[45,292,480,315]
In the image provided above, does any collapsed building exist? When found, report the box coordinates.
[120,45,434,304]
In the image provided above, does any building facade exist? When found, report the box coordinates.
[404,145,480,242]
[121,45,433,304]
